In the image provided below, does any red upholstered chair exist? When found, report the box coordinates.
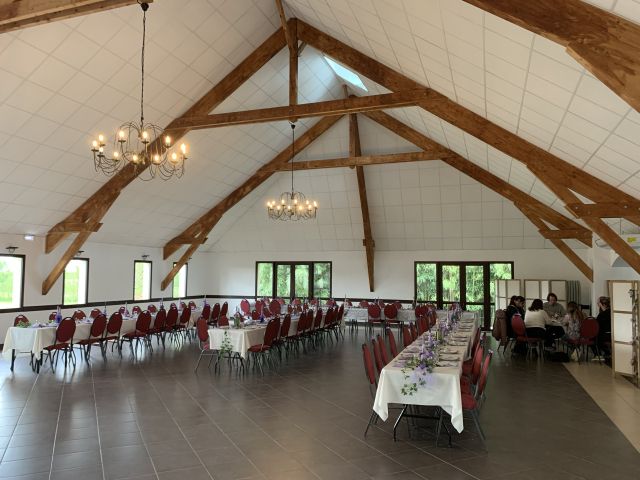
[251,310,260,321]
[312,308,324,336]
[180,301,187,309]
[269,299,281,316]
[386,327,398,358]
[131,306,141,315]
[437,351,494,447]
[172,306,191,340]
[217,315,229,327]
[170,302,177,310]
[49,311,57,321]
[461,344,484,394]
[102,312,123,356]
[248,317,280,374]
[394,301,402,310]
[89,308,101,319]
[274,314,291,357]
[402,325,413,348]
[566,316,600,362]
[41,317,76,372]
[14,314,30,326]
[119,306,126,314]
[427,310,438,330]
[165,307,179,333]
[409,322,418,341]
[240,299,250,315]
[210,303,221,326]
[367,304,383,333]
[277,298,285,305]
[200,303,211,323]
[416,316,428,335]
[345,299,353,307]
[76,313,107,361]
[147,304,158,313]
[255,301,264,315]
[415,305,427,318]
[220,301,228,318]
[359,300,369,308]
[362,343,379,436]
[121,311,153,354]
[384,304,400,331]
[188,300,197,309]
[371,337,385,375]
[148,308,167,348]
[194,318,216,371]
[72,310,86,320]
[512,314,543,359]
[376,334,390,366]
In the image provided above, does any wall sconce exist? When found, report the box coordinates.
[6,246,18,254]
[75,250,84,257]
[142,254,150,260]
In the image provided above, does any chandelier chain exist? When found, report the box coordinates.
[140,2,146,127]
[290,122,295,193]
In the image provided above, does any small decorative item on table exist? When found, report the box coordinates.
[401,331,438,395]
[220,330,232,356]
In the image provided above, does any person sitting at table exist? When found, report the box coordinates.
[543,293,565,320]
[595,296,611,359]
[524,299,551,340]
[505,296,520,337]
[561,301,583,342]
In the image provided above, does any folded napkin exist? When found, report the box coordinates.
[436,361,459,367]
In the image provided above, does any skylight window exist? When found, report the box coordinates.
[323,56,368,91]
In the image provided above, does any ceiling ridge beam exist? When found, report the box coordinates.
[269,151,446,171]
[41,23,288,294]
[461,0,640,113]
[160,115,344,287]
[168,89,432,130]
[296,19,640,214]
[0,0,148,34]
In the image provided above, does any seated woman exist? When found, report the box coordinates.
[596,296,611,358]
[562,301,584,342]
[524,299,551,340]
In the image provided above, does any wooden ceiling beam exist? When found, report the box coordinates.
[566,202,640,218]
[462,0,640,112]
[41,231,92,295]
[538,229,593,241]
[274,0,294,53]
[160,115,343,286]
[296,19,640,216]
[167,89,433,130]
[0,0,147,34]
[41,23,288,294]
[269,151,445,172]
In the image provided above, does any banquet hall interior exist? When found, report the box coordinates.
[1,0,640,479]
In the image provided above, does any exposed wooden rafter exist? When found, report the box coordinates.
[160,115,344,290]
[0,0,147,34]
[363,110,594,280]
[168,89,432,130]
[269,151,447,172]
[462,0,640,112]
[274,0,294,53]
[566,202,640,218]
[41,23,290,294]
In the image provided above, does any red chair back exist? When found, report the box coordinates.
[384,304,398,321]
[292,298,301,306]
[580,317,599,340]
[277,298,285,305]
[262,318,280,347]
[154,309,167,330]
[196,318,209,343]
[427,310,438,329]
[132,306,141,315]
[49,311,56,321]
[394,301,402,310]
[386,328,398,357]
[166,308,179,328]
[362,344,377,386]
[180,301,187,309]
[410,322,417,340]
[417,317,427,335]
[269,300,281,315]
[119,306,126,314]
[189,301,197,309]
[251,310,260,320]
[218,315,229,327]
[415,305,427,317]
[255,301,263,315]
[240,299,250,315]
[511,314,526,337]
[280,314,291,338]
[72,310,86,320]
[220,301,228,317]
[211,303,221,321]
[475,351,494,399]
[359,300,369,308]
[56,318,76,343]
[14,314,29,326]
[313,308,323,329]
[106,312,123,335]
[201,304,211,321]
[470,328,481,356]
[376,334,390,365]
[148,304,157,313]
[371,338,384,375]
[402,325,412,348]
[135,311,152,333]
[470,344,484,384]
[263,306,272,318]
[90,314,107,338]
[170,302,177,309]
[368,304,381,320]
[90,308,101,319]
[179,307,191,326]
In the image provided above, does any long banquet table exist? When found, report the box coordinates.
[345,307,476,325]
[372,313,479,433]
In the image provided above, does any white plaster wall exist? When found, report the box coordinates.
[592,246,640,307]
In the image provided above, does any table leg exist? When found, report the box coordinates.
[10,349,16,371]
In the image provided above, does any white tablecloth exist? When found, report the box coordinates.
[372,315,479,433]
[345,308,476,325]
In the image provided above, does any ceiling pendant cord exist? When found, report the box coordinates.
[139,1,148,129]
[290,121,296,195]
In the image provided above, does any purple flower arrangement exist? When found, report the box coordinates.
[401,331,439,395]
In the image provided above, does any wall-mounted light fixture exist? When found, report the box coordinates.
[6,246,18,254]
[24,234,34,241]
[75,250,84,257]
[141,254,150,260]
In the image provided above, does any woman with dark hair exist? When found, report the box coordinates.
[563,301,584,342]
[524,299,551,339]
[596,296,611,358]
[505,295,518,337]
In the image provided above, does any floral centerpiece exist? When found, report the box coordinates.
[219,330,232,356]
[401,331,439,395]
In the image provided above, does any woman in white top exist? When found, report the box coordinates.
[524,299,550,339]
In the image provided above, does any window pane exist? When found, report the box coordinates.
[64,259,88,305]
[465,303,484,321]
[489,263,513,305]
[134,262,151,301]
[257,263,273,297]
[294,265,310,298]
[465,265,484,303]
[276,264,291,298]
[172,264,187,298]
[313,262,331,299]
[0,256,23,309]
[442,265,460,303]
[415,263,436,302]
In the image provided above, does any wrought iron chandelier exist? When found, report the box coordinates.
[267,123,318,221]
[90,1,188,181]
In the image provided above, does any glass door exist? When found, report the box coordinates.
[275,264,291,299]
[465,264,485,320]
[440,264,460,309]
[294,264,310,300]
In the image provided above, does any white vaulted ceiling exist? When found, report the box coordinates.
[0,0,638,253]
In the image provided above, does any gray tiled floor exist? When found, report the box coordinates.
[1,331,639,480]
